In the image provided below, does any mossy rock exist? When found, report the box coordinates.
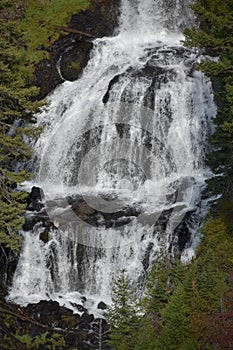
[60,41,93,81]
[61,314,80,329]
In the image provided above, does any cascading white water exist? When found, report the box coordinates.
[8,0,216,313]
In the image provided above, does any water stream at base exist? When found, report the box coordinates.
[8,0,216,314]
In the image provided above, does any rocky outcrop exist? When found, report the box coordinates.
[0,249,18,299]
[70,0,120,38]
[0,299,110,349]
[103,46,196,109]
[34,0,120,99]
[23,187,142,233]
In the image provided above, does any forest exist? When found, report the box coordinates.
[0,0,233,349]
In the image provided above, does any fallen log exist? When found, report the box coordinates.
[0,305,79,335]
[53,25,93,38]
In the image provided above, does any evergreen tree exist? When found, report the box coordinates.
[184,0,233,197]
[145,250,172,315]
[107,269,139,350]
[156,284,197,350]
[145,250,187,317]
[0,1,41,252]
[133,319,157,350]
[133,251,187,350]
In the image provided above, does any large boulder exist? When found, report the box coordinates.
[26,186,44,212]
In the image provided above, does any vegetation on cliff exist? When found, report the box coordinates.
[184,0,233,198]
[16,0,90,76]
[0,0,41,253]
[0,1,89,345]
[0,0,90,261]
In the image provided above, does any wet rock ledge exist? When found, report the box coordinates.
[34,0,120,99]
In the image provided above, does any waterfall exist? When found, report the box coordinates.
[8,0,216,313]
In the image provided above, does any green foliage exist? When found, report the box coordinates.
[0,1,42,252]
[145,250,172,314]
[189,217,233,349]
[107,216,233,350]
[15,0,90,75]
[0,303,81,349]
[184,0,233,197]
[156,284,195,350]
[15,332,66,349]
[133,319,157,350]
[0,0,90,253]
[107,269,140,350]
[2,329,67,349]
[142,253,192,350]
[145,250,187,316]
[197,217,233,271]
[67,60,81,71]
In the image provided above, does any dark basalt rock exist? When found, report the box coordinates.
[174,210,197,254]
[79,312,95,327]
[97,301,107,310]
[102,74,120,103]
[47,194,142,228]
[34,59,63,100]
[23,186,58,233]
[23,300,93,345]
[70,197,142,228]
[26,186,44,212]
[71,200,96,218]
[0,300,100,349]
[175,215,192,252]
[39,229,49,243]
[59,41,93,81]
[28,186,44,201]
[69,0,120,38]
[0,250,19,297]
[23,212,54,232]
[102,46,196,111]
[24,300,89,331]
[34,0,121,99]
[142,242,154,271]
[74,303,88,313]
[23,213,36,231]
[25,300,72,320]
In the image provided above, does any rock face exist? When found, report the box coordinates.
[23,187,142,234]
[34,0,120,99]
[0,249,18,298]
[22,182,197,256]
[26,186,44,212]
[0,299,110,349]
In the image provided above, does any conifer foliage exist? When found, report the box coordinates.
[0,1,40,251]
[107,269,139,350]
[184,0,233,197]
[107,218,233,350]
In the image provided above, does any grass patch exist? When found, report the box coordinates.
[17,0,90,75]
